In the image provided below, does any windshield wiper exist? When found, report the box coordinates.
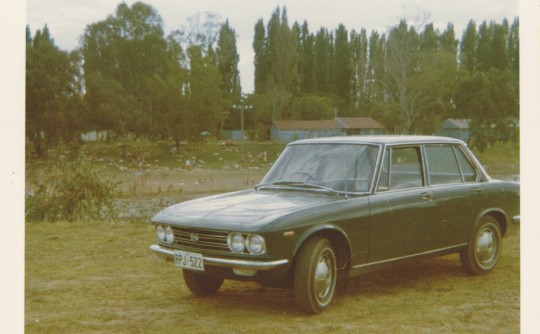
[255,181,338,194]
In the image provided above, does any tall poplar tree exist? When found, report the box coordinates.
[217,20,242,134]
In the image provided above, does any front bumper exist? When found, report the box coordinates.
[512,215,520,224]
[149,244,289,271]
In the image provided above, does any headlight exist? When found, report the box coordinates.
[156,225,165,242]
[228,233,246,253]
[246,234,266,255]
[165,226,174,243]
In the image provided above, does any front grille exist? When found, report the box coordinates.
[170,226,229,252]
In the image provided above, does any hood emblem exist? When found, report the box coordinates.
[190,234,200,242]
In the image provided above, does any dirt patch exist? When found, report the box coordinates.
[115,168,267,195]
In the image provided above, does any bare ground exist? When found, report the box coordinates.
[25,169,520,333]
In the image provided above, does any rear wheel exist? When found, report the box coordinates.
[183,270,224,296]
[294,237,337,314]
[460,216,502,275]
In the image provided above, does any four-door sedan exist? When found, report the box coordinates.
[150,135,520,313]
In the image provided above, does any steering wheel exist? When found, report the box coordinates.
[290,171,314,181]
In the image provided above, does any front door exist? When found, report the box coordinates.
[368,146,437,262]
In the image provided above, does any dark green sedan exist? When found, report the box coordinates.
[150,135,520,313]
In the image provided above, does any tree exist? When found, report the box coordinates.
[217,20,242,135]
[26,25,79,156]
[186,45,226,140]
[350,28,368,113]
[299,21,315,94]
[456,19,519,150]
[368,19,457,134]
[333,24,352,112]
[460,21,477,73]
[81,2,169,138]
[253,19,268,94]
[313,28,333,95]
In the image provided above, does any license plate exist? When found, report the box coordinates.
[174,250,205,271]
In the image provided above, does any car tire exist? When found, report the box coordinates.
[459,216,502,275]
[183,270,224,296]
[294,237,337,314]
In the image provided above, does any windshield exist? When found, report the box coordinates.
[260,143,379,193]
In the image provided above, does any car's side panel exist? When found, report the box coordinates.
[368,188,436,262]
[281,197,372,269]
[430,182,485,247]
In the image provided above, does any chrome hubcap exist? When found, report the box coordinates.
[314,253,333,300]
[476,227,497,266]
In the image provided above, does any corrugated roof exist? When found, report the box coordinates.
[273,120,341,130]
[336,117,384,129]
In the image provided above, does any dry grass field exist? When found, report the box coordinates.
[25,141,521,333]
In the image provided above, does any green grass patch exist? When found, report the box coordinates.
[471,141,520,178]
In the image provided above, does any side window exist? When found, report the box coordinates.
[454,146,477,182]
[389,147,423,190]
[425,145,463,185]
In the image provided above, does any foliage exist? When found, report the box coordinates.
[250,7,518,144]
[26,25,82,157]
[26,3,519,154]
[454,18,519,151]
[26,148,119,222]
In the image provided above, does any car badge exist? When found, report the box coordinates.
[190,234,199,242]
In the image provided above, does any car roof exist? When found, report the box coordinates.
[289,135,465,146]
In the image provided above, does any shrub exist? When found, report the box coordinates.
[26,148,119,222]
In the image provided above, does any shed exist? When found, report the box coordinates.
[271,120,344,143]
[434,119,470,141]
[336,117,385,135]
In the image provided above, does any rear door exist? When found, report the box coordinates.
[424,144,485,247]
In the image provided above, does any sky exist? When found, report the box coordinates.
[26,0,520,94]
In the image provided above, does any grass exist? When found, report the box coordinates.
[471,141,520,178]
[25,219,520,333]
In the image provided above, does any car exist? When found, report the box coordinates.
[150,135,520,313]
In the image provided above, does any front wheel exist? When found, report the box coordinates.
[183,270,224,296]
[294,237,337,314]
[460,216,502,275]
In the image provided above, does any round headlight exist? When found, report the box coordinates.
[156,225,165,242]
[228,233,246,253]
[165,226,174,243]
[247,234,266,255]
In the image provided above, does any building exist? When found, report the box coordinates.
[434,119,471,141]
[271,120,343,143]
[271,117,385,143]
[335,117,385,135]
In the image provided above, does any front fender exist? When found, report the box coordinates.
[291,224,353,276]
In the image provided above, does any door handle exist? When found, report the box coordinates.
[472,187,485,193]
[420,192,433,200]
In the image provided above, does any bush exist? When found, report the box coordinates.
[26,148,119,222]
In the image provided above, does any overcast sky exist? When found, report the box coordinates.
[27,0,519,93]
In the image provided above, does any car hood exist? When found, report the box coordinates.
[152,189,340,231]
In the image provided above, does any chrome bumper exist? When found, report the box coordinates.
[513,215,520,224]
[149,244,289,271]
